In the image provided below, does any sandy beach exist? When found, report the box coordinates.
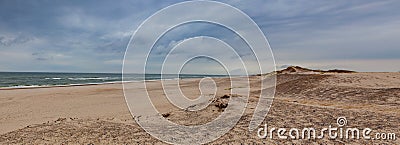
[0,70,399,144]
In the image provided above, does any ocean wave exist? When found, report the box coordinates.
[2,85,47,89]
[45,78,62,80]
[67,77,113,80]
[0,72,229,88]
[0,81,124,89]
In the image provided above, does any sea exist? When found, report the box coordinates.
[0,72,228,88]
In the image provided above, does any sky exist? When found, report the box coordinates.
[0,0,399,73]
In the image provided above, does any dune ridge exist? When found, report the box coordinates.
[0,67,399,144]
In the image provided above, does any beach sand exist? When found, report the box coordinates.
[0,72,399,144]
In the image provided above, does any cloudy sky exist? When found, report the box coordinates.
[0,0,399,73]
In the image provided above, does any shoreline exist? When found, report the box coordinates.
[0,75,241,90]
[0,75,237,90]
[0,81,124,90]
[0,80,184,90]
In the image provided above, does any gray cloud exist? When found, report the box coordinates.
[0,34,33,46]
[0,0,399,72]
